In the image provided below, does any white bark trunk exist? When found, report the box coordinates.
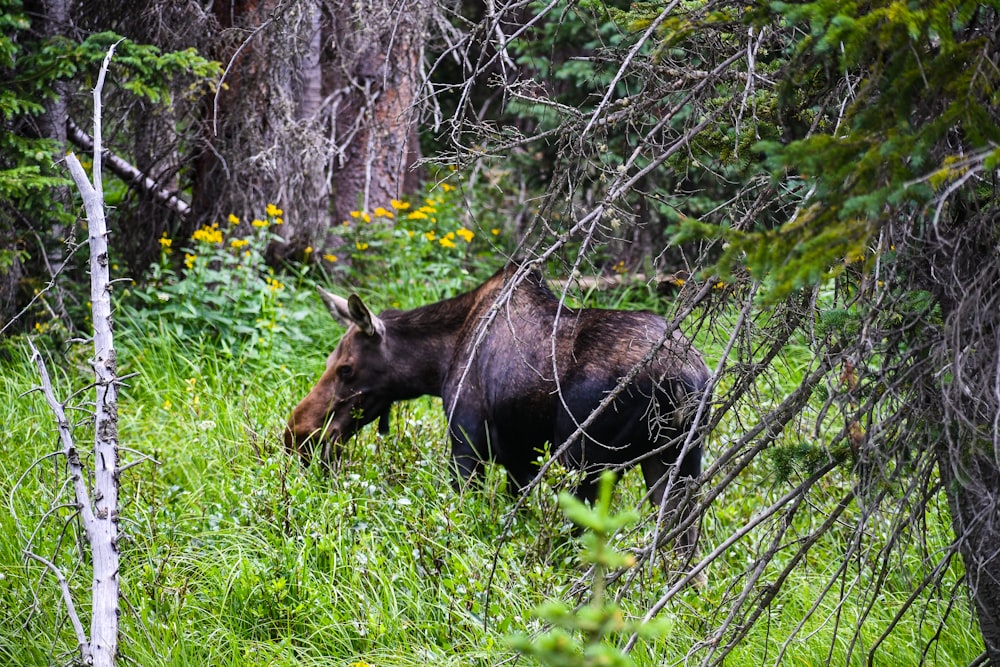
[61,42,122,667]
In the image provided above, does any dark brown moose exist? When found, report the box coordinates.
[285,265,711,550]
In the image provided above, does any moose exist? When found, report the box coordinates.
[285,264,711,552]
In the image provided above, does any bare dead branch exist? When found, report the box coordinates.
[23,552,91,663]
[66,119,190,218]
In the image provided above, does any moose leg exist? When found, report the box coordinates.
[450,448,484,491]
[640,442,702,558]
[504,463,538,498]
[447,417,489,492]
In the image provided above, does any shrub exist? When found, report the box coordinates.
[119,205,312,359]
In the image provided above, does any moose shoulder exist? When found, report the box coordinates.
[285,266,711,547]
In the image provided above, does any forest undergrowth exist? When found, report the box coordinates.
[0,193,985,666]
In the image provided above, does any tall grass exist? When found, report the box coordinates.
[0,264,984,666]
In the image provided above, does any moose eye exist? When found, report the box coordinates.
[336,365,354,381]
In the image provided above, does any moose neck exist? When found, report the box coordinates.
[381,281,490,399]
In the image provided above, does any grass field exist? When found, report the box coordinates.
[0,269,985,666]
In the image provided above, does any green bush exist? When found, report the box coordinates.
[327,181,507,302]
[119,204,312,360]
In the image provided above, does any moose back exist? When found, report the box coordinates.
[285,266,711,543]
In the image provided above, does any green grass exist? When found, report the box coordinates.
[0,274,986,666]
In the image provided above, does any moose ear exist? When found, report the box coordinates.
[316,285,353,323]
[316,286,385,337]
[347,294,385,338]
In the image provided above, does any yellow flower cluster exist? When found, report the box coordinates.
[230,238,249,249]
[266,203,283,217]
[251,218,268,228]
[193,223,223,245]
[159,233,173,253]
[265,276,284,293]
[228,213,240,225]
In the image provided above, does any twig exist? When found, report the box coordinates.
[23,552,91,664]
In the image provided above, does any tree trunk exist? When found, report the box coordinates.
[323,0,430,240]
[63,43,122,667]
[193,0,330,254]
[939,447,1000,663]
[189,0,429,257]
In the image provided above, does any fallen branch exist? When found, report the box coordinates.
[67,118,190,218]
[549,271,690,293]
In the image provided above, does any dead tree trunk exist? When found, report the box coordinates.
[27,43,123,667]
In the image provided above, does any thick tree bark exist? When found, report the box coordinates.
[193,0,330,254]
[324,0,430,240]
[939,450,1000,663]
[189,0,429,256]
[921,198,1000,661]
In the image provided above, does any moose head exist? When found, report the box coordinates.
[283,287,394,465]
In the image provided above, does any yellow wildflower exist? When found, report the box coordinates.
[266,203,283,217]
[184,253,197,269]
[158,234,173,251]
[356,241,369,251]
[418,205,436,214]
[440,183,454,192]
[274,217,284,225]
[390,199,410,210]
[323,254,338,263]
[162,399,172,411]
[455,227,474,243]
[350,210,372,223]
[407,210,428,221]
[613,260,627,275]
[192,225,223,245]
[304,246,313,255]
[424,231,436,241]
[227,213,240,225]
[373,207,394,219]
[439,236,456,249]
[490,228,501,236]
[230,238,249,249]
[266,276,284,293]
[251,219,268,228]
